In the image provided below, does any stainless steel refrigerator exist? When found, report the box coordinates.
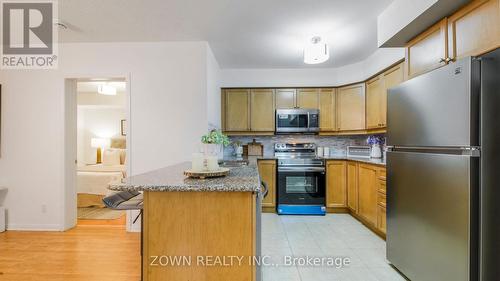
[386,48,500,281]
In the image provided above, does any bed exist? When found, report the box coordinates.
[77,139,127,207]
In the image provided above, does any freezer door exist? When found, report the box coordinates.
[387,151,479,281]
[387,57,479,147]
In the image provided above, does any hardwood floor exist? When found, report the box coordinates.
[77,214,127,226]
[0,226,141,281]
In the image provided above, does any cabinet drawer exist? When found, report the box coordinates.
[377,204,387,234]
[378,179,386,194]
[377,168,386,179]
[377,192,386,207]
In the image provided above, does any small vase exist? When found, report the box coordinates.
[235,146,243,158]
[371,144,382,159]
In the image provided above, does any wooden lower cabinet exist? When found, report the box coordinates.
[257,160,276,211]
[376,169,387,235]
[326,160,347,208]
[143,191,256,281]
[347,162,358,213]
[357,164,379,226]
[377,204,387,234]
[327,160,388,231]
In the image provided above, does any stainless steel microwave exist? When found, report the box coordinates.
[275,109,320,134]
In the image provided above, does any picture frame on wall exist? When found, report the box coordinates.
[121,119,127,136]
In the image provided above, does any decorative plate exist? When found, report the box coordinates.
[184,168,230,179]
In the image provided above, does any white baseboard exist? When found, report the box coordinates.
[7,224,63,231]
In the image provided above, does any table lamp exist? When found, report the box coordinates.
[91,138,111,164]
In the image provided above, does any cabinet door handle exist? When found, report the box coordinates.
[445,57,453,63]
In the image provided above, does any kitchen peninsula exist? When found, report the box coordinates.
[109,162,261,281]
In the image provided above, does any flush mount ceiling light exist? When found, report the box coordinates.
[97,84,117,96]
[303,36,329,64]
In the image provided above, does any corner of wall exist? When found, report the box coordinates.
[206,44,222,130]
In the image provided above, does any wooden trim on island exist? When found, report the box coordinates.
[143,191,256,281]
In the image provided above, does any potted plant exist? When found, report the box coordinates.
[201,130,230,159]
[367,135,385,159]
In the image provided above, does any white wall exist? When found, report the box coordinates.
[0,41,215,230]
[206,46,221,129]
[220,48,405,87]
[77,106,126,164]
[0,38,401,230]
[377,0,437,47]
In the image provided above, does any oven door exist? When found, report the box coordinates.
[276,112,309,133]
[277,167,325,205]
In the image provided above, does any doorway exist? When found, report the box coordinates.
[63,77,131,230]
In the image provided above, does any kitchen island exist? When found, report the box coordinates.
[110,162,261,281]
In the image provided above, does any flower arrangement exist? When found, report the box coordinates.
[367,135,385,146]
[201,130,230,146]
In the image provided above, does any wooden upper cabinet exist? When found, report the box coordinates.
[448,0,500,61]
[224,89,250,131]
[326,161,347,208]
[381,63,405,127]
[250,89,275,132]
[297,88,319,109]
[366,75,384,129]
[337,83,366,131]
[258,160,277,208]
[358,164,378,226]
[275,89,296,109]
[406,18,449,78]
[319,88,336,132]
[347,161,358,213]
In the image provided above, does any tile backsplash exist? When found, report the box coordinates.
[224,135,385,157]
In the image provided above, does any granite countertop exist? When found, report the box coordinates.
[226,155,386,166]
[322,156,386,166]
[109,162,260,192]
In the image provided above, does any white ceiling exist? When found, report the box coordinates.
[59,0,394,69]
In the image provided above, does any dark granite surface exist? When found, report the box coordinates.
[109,162,260,192]
[225,155,386,166]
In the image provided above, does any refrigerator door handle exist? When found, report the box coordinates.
[387,146,481,157]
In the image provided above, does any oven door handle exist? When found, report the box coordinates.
[278,167,325,172]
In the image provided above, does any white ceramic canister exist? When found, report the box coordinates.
[316,147,324,158]
[206,156,219,171]
[323,147,330,158]
[191,153,204,172]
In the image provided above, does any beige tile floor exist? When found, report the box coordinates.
[262,213,407,281]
